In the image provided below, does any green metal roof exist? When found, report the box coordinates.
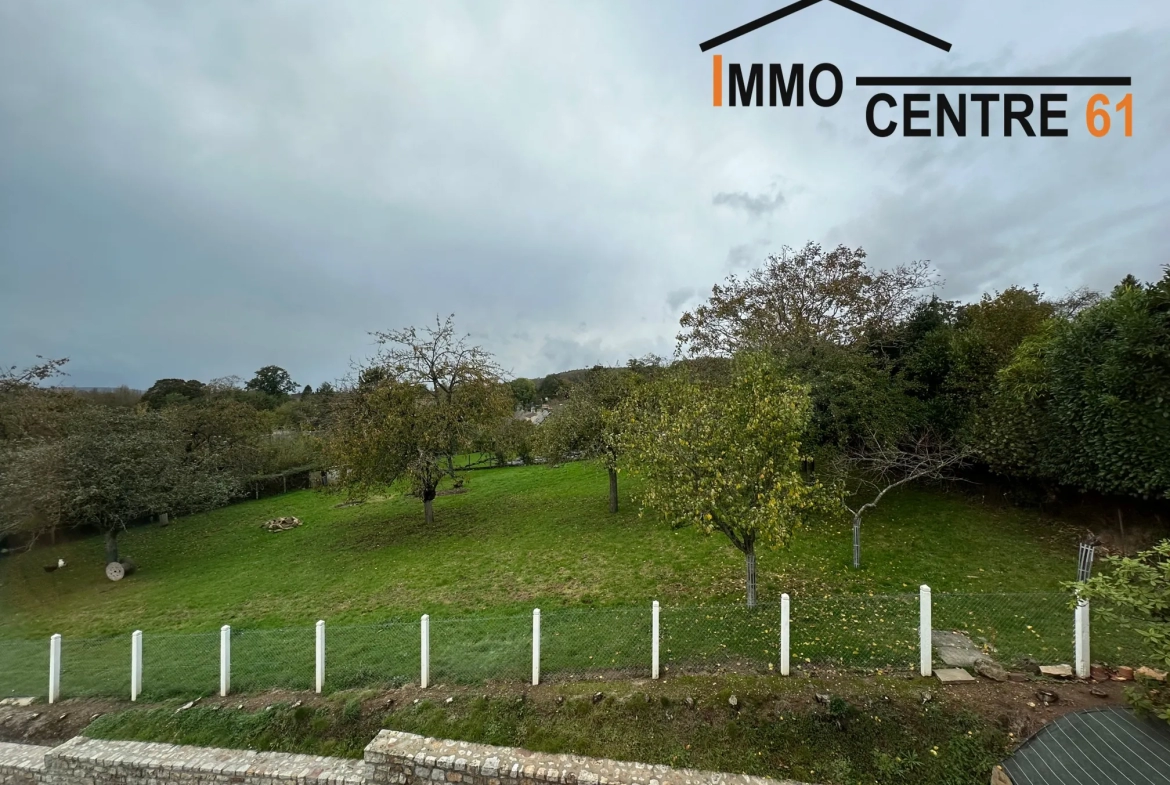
[1002,707,1170,785]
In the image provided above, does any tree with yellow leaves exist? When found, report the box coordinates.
[619,352,838,607]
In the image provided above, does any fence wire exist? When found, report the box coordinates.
[0,638,46,698]
[431,614,530,684]
[140,631,219,700]
[325,621,416,690]
[661,603,779,674]
[541,607,650,681]
[60,635,128,698]
[0,591,1158,700]
[1084,603,1156,668]
[231,627,314,693]
[791,593,919,670]
[933,592,1074,668]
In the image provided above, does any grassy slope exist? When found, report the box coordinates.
[84,675,1010,785]
[0,461,1079,640]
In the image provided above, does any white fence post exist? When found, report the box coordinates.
[48,634,61,704]
[420,614,430,689]
[1075,598,1090,678]
[131,630,143,701]
[315,620,326,694]
[532,609,541,686]
[780,594,790,676]
[919,585,932,678]
[651,601,660,680]
[220,625,231,697]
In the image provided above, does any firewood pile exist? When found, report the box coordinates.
[262,516,303,532]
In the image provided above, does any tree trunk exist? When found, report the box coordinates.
[424,486,436,525]
[104,530,119,565]
[745,542,757,609]
[607,468,618,514]
[852,514,862,569]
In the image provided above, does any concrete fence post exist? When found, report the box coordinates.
[315,620,326,694]
[780,593,791,676]
[420,615,430,689]
[48,634,61,704]
[220,625,231,697]
[532,609,541,686]
[1075,598,1090,678]
[131,630,143,701]
[919,585,932,678]
[651,600,660,680]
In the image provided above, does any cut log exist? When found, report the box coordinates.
[120,559,138,576]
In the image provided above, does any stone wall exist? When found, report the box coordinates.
[0,741,50,785]
[363,731,806,785]
[0,736,365,785]
[0,733,809,785]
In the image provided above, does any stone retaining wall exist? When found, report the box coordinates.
[0,736,365,785]
[0,742,50,785]
[0,733,808,785]
[363,731,805,785]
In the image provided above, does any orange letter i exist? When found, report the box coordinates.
[713,54,722,106]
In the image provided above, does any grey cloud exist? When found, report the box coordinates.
[666,287,694,311]
[712,188,785,219]
[725,240,771,271]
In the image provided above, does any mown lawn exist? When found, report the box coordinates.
[0,461,1080,639]
[1,460,1107,700]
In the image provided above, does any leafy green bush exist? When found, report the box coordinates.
[1073,540,1170,722]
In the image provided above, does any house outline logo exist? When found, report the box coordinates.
[700,0,951,54]
[701,0,1135,139]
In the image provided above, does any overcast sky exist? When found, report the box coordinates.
[2,0,1167,389]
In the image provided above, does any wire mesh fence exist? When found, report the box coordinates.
[541,607,650,681]
[661,603,781,674]
[932,592,1074,668]
[231,627,315,693]
[791,593,920,670]
[140,632,219,700]
[326,621,416,690]
[1078,602,1154,669]
[59,635,128,698]
[429,613,532,684]
[0,591,1156,701]
[0,637,46,698]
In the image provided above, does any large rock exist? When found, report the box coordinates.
[974,657,1009,682]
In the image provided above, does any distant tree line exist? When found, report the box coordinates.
[0,361,335,563]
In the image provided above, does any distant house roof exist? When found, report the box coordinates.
[999,707,1170,784]
[516,409,550,425]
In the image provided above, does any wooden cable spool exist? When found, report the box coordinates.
[105,558,138,581]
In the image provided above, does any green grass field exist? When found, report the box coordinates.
[2,460,1136,700]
